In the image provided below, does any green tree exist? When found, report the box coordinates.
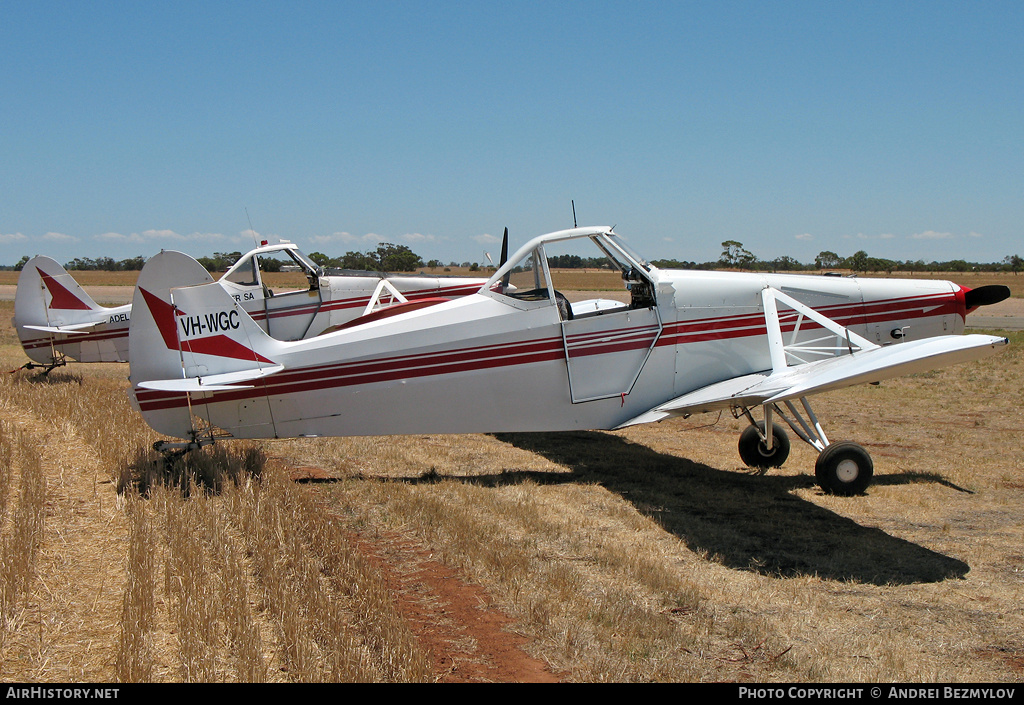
[375,243,423,272]
[772,255,804,272]
[814,251,841,270]
[846,250,869,273]
[308,251,334,267]
[117,256,146,270]
[719,240,756,269]
[338,251,377,270]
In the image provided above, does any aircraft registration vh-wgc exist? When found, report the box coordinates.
[126,226,1010,496]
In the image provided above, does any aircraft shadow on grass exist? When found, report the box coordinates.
[340,430,969,586]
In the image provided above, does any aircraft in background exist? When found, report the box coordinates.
[127,226,1010,496]
[12,241,489,372]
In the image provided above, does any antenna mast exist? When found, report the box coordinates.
[245,208,260,247]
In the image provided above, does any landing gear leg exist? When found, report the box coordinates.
[737,404,792,470]
[11,357,67,376]
[153,437,216,456]
[737,397,875,494]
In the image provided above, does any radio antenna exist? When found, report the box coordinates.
[245,208,259,247]
[571,200,577,228]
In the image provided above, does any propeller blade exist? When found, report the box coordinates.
[500,227,511,293]
[964,284,1011,310]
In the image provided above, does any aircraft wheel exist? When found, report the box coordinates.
[815,442,873,496]
[738,421,790,469]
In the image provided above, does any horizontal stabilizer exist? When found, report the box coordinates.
[619,334,1007,428]
[23,321,103,334]
[136,364,285,392]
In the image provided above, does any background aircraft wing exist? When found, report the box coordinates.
[618,333,1008,428]
[23,321,106,334]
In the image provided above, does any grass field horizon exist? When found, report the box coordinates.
[3,263,1024,296]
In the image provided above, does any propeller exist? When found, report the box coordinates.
[964,284,1011,311]
[500,227,511,293]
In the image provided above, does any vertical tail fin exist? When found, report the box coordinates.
[13,256,118,365]
[129,250,283,439]
[16,255,103,313]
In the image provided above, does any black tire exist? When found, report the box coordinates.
[815,442,873,496]
[738,421,790,469]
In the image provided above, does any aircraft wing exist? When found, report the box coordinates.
[618,333,1008,428]
[23,321,105,334]
[135,364,286,392]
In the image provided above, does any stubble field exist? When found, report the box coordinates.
[0,270,1022,682]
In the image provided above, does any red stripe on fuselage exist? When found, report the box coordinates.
[136,335,566,411]
[135,291,960,413]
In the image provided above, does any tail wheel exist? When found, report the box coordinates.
[738,421,790,469]
[815,442,873,496]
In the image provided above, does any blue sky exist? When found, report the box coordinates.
[2,1,1022,267]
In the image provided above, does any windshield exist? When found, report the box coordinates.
[223,256,258,286]
[595,234,649,273]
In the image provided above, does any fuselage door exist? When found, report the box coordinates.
[561,304,662,403]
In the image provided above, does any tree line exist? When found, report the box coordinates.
[650,240,1024,275]
[9,239,1024,275]
[10,243,426,273]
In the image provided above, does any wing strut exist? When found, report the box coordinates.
[742,397,830,453]
[761,286,876,373]
[748,286,872,452]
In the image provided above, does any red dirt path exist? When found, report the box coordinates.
[288,463,564,683]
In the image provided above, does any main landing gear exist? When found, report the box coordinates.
[736,398,874,496]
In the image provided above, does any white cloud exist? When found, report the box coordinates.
[472,233,500,245]
[848,232,896,240]
[1,232,77,245]
[42,231,78,242]
[309,231,440,249]
[402,232,437,244]
[910,230,953,240]
[794,233,813,241]
[94,229,230,245]
[309,231,382,247]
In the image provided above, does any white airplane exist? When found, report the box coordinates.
[12,241,489,372]
[127,226,1010,495]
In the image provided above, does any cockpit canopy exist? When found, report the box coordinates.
[221,243,323,289]
[486,227,656,313]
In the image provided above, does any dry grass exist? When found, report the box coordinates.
[0,284,1022,682]
[0,421,46,650]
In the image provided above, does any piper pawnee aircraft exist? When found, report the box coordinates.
[12,241,488,372]
[127,226,1010,495]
